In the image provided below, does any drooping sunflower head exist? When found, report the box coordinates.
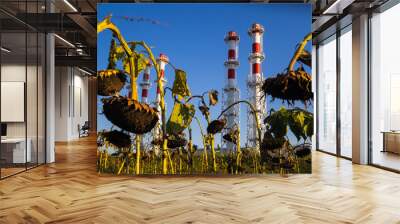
[207,118,227,134]
[262,67,312,105]
[99,130,131,149]
[103,96,159,134]
[97,69,127,96]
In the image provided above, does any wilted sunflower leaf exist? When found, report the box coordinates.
[166,102,195,135]
[288,109,305,141]
[123,52,148,77]
[287,108,313,141]
[303,110,313,139]
[172,69,191,100]
[208,90,219,106]
[134,53,148,77]
[123,57,131,74]
[107,39,118,69]
[114,45,126,60]
[265,107,289,138]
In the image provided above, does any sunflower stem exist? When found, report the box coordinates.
[117,158,125,175]
[97,16,138,100]
[218,100,262,151]
[288,33,312,73]
[208,136,215,173]
[179,147,182,174]
[135,135,141,175]
[236,126,241,174]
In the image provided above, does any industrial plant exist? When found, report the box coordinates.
[96,14,313,175]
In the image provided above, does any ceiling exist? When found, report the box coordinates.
[0,0,393,72]
[0,0,97,72]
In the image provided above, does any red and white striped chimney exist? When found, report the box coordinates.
[223,31,240,151]
[157,53,169,93]
[224,31,240,88]
[140,62,152,104]
[156,53,168,97]
[246,23,266,149]
[155,53,169,118]
[248,23,264,79]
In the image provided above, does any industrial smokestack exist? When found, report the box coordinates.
[247,23,266,150]
[222,31,240,152]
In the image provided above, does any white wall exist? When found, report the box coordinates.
[72,72,89,138]
[55,66,69,141]
[54,67,89,141]
[1,64,26,138]
[1,63,46,163]
[1,64,41,138]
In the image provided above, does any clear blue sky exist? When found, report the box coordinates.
[97,3,312,147]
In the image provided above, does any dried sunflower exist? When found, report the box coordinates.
[294,144,311,158]
[102,96,159,134]
[208,90,219,106]
[97,69,127,96]
[151,138,163,146]
[207,118,227,134]
[263,33,313,105]
[100,130,131,149]
[167,134,188,149]
[280,160,294,170]
[198,105,210,117]
[261,131,286,152]
[262,66,312,105]
[151,134,187,149]
[222,127,239,143]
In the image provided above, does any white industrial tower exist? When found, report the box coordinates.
[140,62,152,149]
[247,23,266,149]
[152,53,168,154]
[221,31,240,152]
[140,62,152,104]
[155,53,168,120]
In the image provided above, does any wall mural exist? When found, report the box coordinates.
[97,4,312,175]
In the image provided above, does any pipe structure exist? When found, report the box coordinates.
[222,31,240,152]
[140,62,152,104]
[155,53,169,119]
[247,23,266,150]
[152,53,169,156]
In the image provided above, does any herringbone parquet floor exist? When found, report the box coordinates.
[0,136,399,224]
